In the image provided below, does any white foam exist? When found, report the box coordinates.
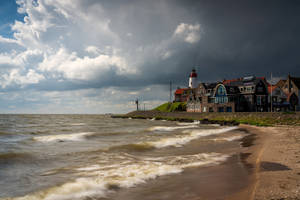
[148,125,198,132]
[33,132,94,143]
[147,126,238,148]
[69,123,86,126]
[76,165,101,171]
[177,121,200,126]
[12,153,228,200]
[213,135,244,142]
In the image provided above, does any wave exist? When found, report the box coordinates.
[107,127,238,151]
[69,123,86,126]
[147,126,238,148]
[176,121,200,126]
[148,125,198,132]
[0,152,32,163]
[33,132,95,143]
[109,143,155,152]
[10,153,228,200]
[213,135,245,142]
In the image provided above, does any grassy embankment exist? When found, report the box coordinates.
[112,102,300,126]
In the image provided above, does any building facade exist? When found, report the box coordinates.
[277,75,300,111]
[176,70,299,112]
[187,76,269,112]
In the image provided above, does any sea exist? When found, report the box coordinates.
[0,114,251,200]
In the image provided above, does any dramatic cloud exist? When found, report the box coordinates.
[174,23,201,44]
[0,0,299,113]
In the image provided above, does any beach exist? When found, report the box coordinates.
[248,125,300,200]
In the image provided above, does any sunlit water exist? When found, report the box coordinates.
[0,115,247,200]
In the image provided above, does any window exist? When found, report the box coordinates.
[215,96,228,104]
[256,86,263,93]
[226,107,232,112]
[217,85,226,95]
[218,107,224,112]
[257,96,261,105]
[209,107,213,112]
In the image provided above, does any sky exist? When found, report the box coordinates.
[0,0,300,114]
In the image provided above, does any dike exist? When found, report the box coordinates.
[111,110,300,126]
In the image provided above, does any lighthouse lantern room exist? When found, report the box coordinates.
[189,69,198,88]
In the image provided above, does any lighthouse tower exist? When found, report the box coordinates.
[189,69,198,88]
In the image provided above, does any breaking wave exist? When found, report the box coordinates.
[147,126,238,148]
[10,153,228,200]
[176,121,200,126]
[108,126,238,151]
[148,125,198,131]
[213,135,245,142]
[33,132,95,143]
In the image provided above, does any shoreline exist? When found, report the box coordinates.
[111,111,300,199]
[112,110,300,126]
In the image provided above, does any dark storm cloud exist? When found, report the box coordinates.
[168,0,300,82]
[85,0,300,89]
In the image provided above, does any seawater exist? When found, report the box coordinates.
[0,114,246,200]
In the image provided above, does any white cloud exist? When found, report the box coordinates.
[0,1,204,113]
[38,48,133,81]
[0,36,20,44]
[174,23,201,44]
[85,46,100,55]
[0,69,45,88]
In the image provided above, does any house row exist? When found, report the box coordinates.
[174,69,300,112]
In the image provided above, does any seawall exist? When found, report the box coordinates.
[112,111,300,126]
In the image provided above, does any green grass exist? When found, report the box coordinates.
[154,102,186,112]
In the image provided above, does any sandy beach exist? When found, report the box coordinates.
[233,125,300,200]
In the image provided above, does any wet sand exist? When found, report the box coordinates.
[249,125,300,200]
[99,124,300,200]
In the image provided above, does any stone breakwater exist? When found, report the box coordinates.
[112,111,300,126]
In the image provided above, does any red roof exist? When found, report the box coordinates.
[175,88,188,95]
[268,85,277,93]
[222,78,241,85]
[223,77,267,85]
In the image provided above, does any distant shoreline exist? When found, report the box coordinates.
[112,110,300,126]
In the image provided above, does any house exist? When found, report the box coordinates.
[187,76,269,112]
[276,75,300,111]
[223,76,269,112]
[174,88,192,102]
[268,85,289,111]
[187,83,240,112]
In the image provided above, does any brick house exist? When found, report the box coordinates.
[187,76,269,112]
[276,75,300,110]
[174,88,192,102]
[268,85,289,111]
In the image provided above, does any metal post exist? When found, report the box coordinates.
[169,81,172,102]
[271,73,273,112]
[135,99,139,111]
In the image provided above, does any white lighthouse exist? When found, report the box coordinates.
[189,69,198,88]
